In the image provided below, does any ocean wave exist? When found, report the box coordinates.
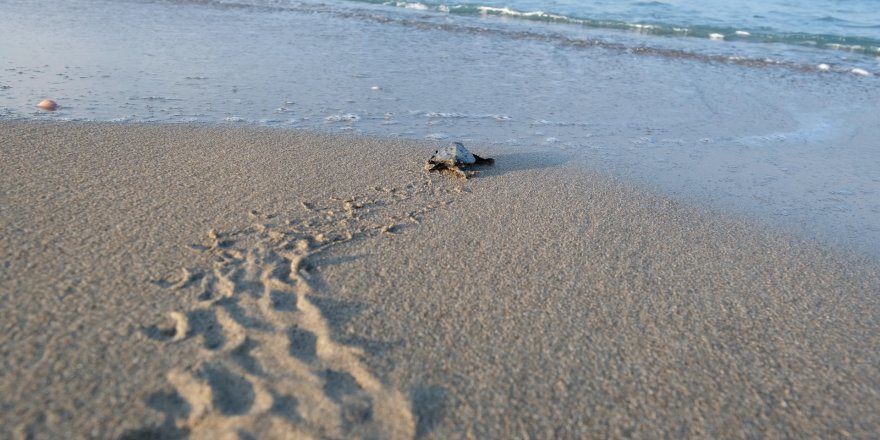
[350,0,880,57]
[157,0,879,75]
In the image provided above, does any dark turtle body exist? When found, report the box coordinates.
[425,142,494,179]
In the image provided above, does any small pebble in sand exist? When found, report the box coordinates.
[36,99,58,111]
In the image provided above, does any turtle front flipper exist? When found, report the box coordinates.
[442,165,469,179]
[425,162,446,172]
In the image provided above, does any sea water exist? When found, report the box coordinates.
[1,0,879,256]
[355,0,880,59]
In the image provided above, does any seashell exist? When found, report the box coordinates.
[37,99,58,111]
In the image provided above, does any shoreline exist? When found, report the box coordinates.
[2,121,878,438]
[5,0,880,260]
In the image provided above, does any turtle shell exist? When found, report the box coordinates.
[425,142,494,179]
[428,142,476,166]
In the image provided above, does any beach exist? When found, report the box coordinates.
[5,0,880,259]
[2,121,878,438]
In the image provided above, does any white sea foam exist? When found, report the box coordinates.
[477,6,569,22]
[735,114,833,146]
[828,43,867,52]
[424,111,468,118]
[133,96,180,102]
[735,30,751,36]
[325,113,360,122]
[709,33,725,41]
[423,111,511,120]
[533,119,590,126]
[394,2,429,11]
[850,67,871,76]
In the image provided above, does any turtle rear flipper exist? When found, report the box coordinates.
[473,154,494,166]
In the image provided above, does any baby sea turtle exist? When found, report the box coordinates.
[425,142,494,179]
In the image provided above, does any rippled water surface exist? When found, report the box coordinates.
[351,0,880,59]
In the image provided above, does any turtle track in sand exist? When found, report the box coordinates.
[128,176,465,440]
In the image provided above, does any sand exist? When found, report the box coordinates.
[1,122,879,439]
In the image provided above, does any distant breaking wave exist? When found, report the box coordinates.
[348,0,880,57]
[154,0,878,75]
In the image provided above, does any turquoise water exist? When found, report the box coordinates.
[349,0,880,58]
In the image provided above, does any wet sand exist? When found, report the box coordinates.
[1,122,878,439]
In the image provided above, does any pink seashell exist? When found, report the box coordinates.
[37,99,58,111]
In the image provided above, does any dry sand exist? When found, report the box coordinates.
[1,122,879,439]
